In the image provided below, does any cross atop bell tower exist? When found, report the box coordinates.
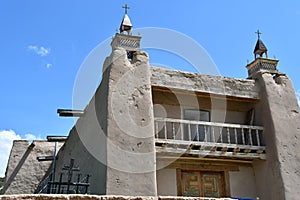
[122,4,130,14]
[111,4,141,59]
[255,30,262,39]
[253,29,268,59]
[246,30,279,78]
[119,4,133,35]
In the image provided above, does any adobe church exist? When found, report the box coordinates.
[2,6,300,200]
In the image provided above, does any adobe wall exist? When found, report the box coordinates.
[156,168,177,196]
[54,47,158,196]
[53,126,107,194]
[153,103,248,125]
[0,194,235,200]
[3,140,64,194]
[52,45,116,195]
[53,53,112,194]
[105,48,157,196]
[150,67,259,100]
[156,165,257,198]
[253,72,300,200]
[228,166,257,198]
[152,88,256,125]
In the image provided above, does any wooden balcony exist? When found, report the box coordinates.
[154,118,266,160]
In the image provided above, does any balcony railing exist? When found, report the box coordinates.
[154,118,266,159]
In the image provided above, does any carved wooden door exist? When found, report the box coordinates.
[180,170,225,198]
[181,171,201,196]
[200,172,225,197]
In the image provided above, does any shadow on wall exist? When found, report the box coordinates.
[2,143,35,194]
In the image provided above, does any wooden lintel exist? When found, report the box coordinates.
[168,161,239,172]
[157,156,254,165]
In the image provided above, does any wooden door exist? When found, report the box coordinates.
[179,170,225,198]
[181,171,201,196]
[200,172,225,197]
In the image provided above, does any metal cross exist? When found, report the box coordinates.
[122,4,130,14]
[255,30,262,39]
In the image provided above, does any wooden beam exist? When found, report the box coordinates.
[157,156,254,164]
[155,139,266,151]
[57,109,84,117]
[156,146,266,160]
[37,156,54,161]
[47,136,68,142]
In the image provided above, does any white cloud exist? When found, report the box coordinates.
[0,130,41,177]
[296,90,300,107]
[24,133,39,141]
[28,45,50,57]
[46,63,52,69]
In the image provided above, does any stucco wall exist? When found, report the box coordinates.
[156,160,258,199]
[156,168,177,196]
[151,67,259,100]
[0,194,236,200]
[54,47,157,196]
[54,64,110,195]
[228,166,257,199]
[105,48,157,195]
[3,140,64,194]
[153,102,248,125]
[251,73,300,200]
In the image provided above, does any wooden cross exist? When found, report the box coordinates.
[62,159,80,192]
[122,4,130,14]
[255,30,262,39]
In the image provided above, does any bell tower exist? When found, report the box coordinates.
[104,5,157,196]
[246,30,279,78]
[253,30,268,59]
[111,4,141,60]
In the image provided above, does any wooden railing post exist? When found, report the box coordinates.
[164,121,167,139]
[256,129,260,146]
[188,124,191,141]
[154,118,264,147]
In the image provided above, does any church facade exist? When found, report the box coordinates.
[2,7,300,200]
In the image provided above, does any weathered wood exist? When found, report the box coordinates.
[155,117,264,130]
[156,146,266,160]
[157,156,253,165]
[57,109,84,117]
[155,139,266,151]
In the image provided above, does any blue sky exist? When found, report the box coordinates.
[0,0,300,176]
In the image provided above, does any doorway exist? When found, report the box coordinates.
[178,170,226,198]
